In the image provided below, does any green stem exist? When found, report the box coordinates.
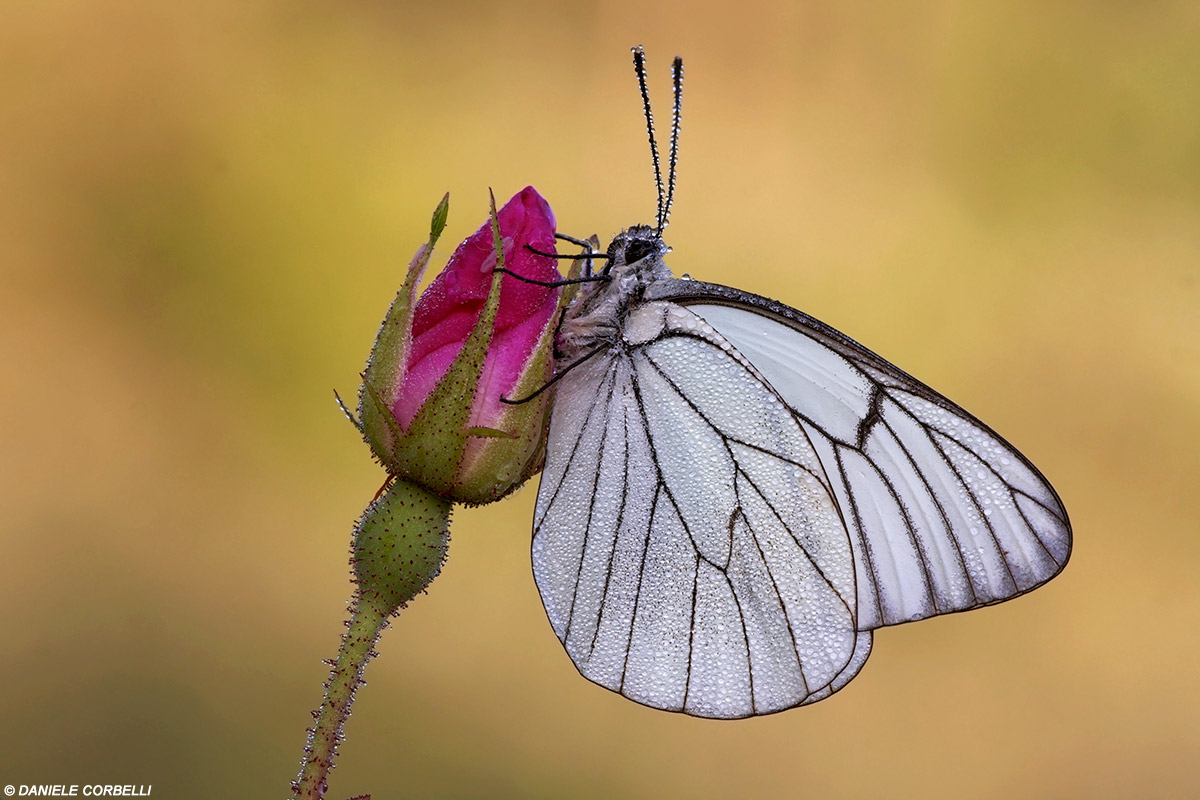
[293,594,388,799]
[293,478,452,799]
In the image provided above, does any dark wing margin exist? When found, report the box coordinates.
[649,278,1072,631]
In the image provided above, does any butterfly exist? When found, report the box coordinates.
[528,46,1072,719]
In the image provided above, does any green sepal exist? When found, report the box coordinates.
[358,193,451,466]
[359,373,406,446]
[352,477,452,615]
[446,231,591,503]
[429,192,450,242]
[391,189,508,492]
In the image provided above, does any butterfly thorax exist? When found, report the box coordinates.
[558,225,671,359]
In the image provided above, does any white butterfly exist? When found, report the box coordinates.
[528,47,1071,719]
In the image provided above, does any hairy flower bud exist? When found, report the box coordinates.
[355,187,562,503]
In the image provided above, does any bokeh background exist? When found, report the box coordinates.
[3,1,1198,798]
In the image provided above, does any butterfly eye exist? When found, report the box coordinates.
[623,239,657,264]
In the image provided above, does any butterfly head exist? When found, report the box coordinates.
[605,224,669,274]
[558,226,670,357]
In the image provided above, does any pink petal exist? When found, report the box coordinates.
[391,187,560,430]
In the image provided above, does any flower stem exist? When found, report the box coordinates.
[293,478,452,799]
[293,594,388,799]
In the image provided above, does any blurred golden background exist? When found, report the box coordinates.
[3,1,1198,797]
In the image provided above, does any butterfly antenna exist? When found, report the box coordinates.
[662,55,683,231]
[632,45,665,232]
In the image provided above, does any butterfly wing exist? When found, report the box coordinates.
[533,302,864,718]
[648,279,1073,631]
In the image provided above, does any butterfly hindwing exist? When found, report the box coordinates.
[533,302,864,718]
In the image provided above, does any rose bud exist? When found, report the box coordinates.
[354,187,563,504]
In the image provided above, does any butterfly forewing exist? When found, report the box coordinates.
[533,303,864,718]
